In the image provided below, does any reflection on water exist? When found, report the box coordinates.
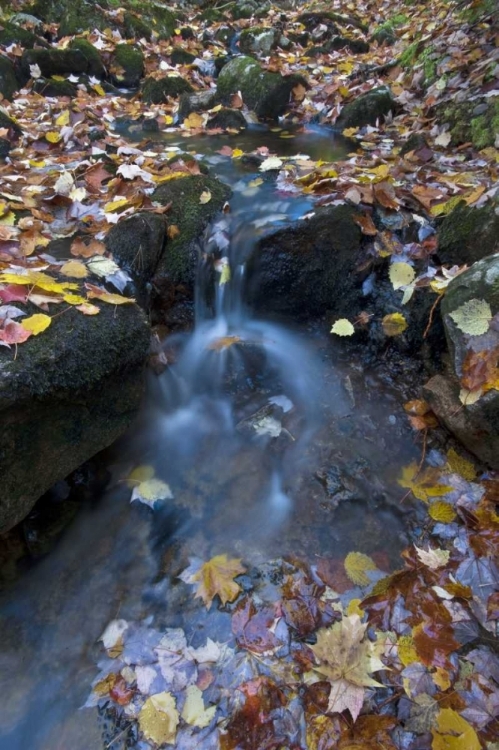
[0,127,418,749]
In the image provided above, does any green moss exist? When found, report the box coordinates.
[58,1,108,37]
[170,48,197,66]
[152,174,231,284]
[124,11,151,40]
[142,75,193,104]
[33,77,77,96]
[437,97,499,149]
[437,200,499,265]
[336,86,395,129]
[0,21,44,48]
[400,41,420,68]
[68,38,105,76]
[114,43,144,86]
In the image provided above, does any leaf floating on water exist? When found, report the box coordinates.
[131,478,173,508]
[382,313,408,336]
[449,298,492,336]
[428,501,456,523]
[127,465,155,486]
[207,335,241,352]
[398,462,453,503]
[259,156,283,172]
[179,554,246,609]
[254,415,282,438]
[330,318,355,336]
[415,545,450,570]
[100,619,128,658]
[344,551,377,586]
[389,262,416,290]
[139,692,179,746]
[431,708,480,750]
[181,685,216,728]
[445,448,476,480]
[21,313,51,336]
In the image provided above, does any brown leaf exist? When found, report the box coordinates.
[353,213,377,235]
[70,237,106,258]
[373,181,399,210]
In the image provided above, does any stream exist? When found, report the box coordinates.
[0,126,421,749]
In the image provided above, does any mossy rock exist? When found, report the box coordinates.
[371,16,408,45]
[21,48,88,78]
[400,41,438,85]
[198,8,224,23]
[0,109,22,137]
[0,55,19,101]
[142,75,193,104]
[59,2,108,36]
[178,89,218,120]
[0,302,150,532]
[123,11,152,40]
[170,48,197,66]
[112,43,144,87]
[435,97,499,149]
[152,174,231,285]
[239,26,279,56]
[437,200,499,266]
[68,38,105,77]
[0,137,10,158]
[328,36,369,53]
[144,4,176,39]
[33,76,77,97]
[0,21,49,49]
[298,10,367,33]
[246,204,363,317]
[232,1,258,20]
[335,86,395,129]
[207,107,246,131]
[217,55,308,120]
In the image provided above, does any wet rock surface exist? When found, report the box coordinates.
[437,200,499,266]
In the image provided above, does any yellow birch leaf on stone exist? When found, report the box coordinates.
[21,313,51,335]
[60,260,88,279]
[331,318,355,336]
[0,271,78,293]
[449,299,492,336]
[446,448,476,480]
[344,551,377,586]
[431,708,480,750]
[46,131,62,143]
[179,554,246,609]
[428,501,456,523]
[382,313,408,336]
[55,110,70,127]
[181,685,216,728]
[199,190,212,204]
[139,692,179,747]
[398,635,418,667]
[389,262,415,290]
[459,387,483,406]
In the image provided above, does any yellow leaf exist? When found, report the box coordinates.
[343,127,359,137]
[207,335,241,352]
[446,448,476,480]
[389,262,415,290]
[0,211,16,226]
[55,110,70,127]
[76,302,100,315]
[181,685,216,728]
[428,501,456,523]
[430,195,465,217]
[431,708,480,750]
[127,465,155,486]
[139,693,179,747]
[179,554,246,609]
[60,260,88,279]
[0,271,78,294]
[164,114,174,125]
[398,462,453,503]
[398,635,418,667]
[339,85,350,97]
[51,75,66,81]
[63,293,87,305]
[184,112,204,129]
[103,198,130,212]
[344,552,377,586]
[331,318,355,336]
[46,131,62,143]
[346,598,364,617]
[92,84,105,96]
[232,148,244,158]
[21,313,51,335]
[86,288,135,305]
[382,313,408,336]
[449,298,492,336]
[248,177,263,188]
[131,478,173,508]
[199,190,212,204]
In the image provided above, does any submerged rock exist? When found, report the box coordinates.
[207,107,247,130]
[0,304,150,533]
[335,86,396,129]
[437,200,499,266]
[246,205,363,316]
[217,55,308,119]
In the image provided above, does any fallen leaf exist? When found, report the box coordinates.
[207,335,241,351]
[0,319,32,345]
[260,156,283,172]
[179,554,246,609]
[21,313,51,336]
[60,260,88,278]
[449,299,492,336]
[139,692,179,746]
[389,262,416,290]
[131,478,173,508]
[382,313,408,336]
[431,708,480,750]
[345,552,377,586]
[85,283,135,305]
[199,190,212,204]
[181,685,216,728]
[331,319,355,336]
[415,545,450,570]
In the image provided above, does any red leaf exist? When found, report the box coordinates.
[0,284,28,303]
[0,320,32,345]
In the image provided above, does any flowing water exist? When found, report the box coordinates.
[0,127,420,749]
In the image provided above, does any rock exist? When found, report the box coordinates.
[246,205,363,317]
[111,44,144,88]
[437,201,499,267]
[328,36,370,53]
[0,304,150,533]
[217,55,308,120]
[232,1,259,20]
[371,22,397,45]
[151,174,231,326]
[0,21,49,49]
[32,77,77,97]
[298,10,368,34]
[207,107,247,131]
[0,138,10,158]
[213,25,236,47]
[0,110,22,139]
[105,213,168,304]
[178,89,218,120]
[400,132,430,156]
[21,49,88,79]
[0,55,19,101]
[142,75,194,104]
[424,374,499,469]
[123,11,152,40]
[239,27,279,56]
[29,0,107,36]
[435,97,499,149]
[170,48,197,66]
[69,38,106,78]
[335,86,396,129]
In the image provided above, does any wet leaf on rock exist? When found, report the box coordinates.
[382,312,408,336]
[344,552,377,586]
[21,313,51,336]
[449,299,492,337]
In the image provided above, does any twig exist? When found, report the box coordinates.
[423,293,443,339]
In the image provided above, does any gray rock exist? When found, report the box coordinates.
[239,27,279,56]
[335,86,396,129]
[0,304,150,533]
[246,205,363,317]
[178,89,218,120]
[437,200,499,266]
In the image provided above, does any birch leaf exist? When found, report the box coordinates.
[139,692,179,747]
[431,708,480,750]
[449,299,492,336]
[390,262,415,290]
[131,479,173,508]
[181,685,216,728]
[331,319,355,336]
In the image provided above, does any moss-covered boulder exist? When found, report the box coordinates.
[207,107,246,131]
[150,174,231,327]
[424,254,499,469]
[143,4,176,39]
[123,11,152,40]
[28,0,107,36]
[335,86,395,129]
[69,38,105,78]
[171,48,197,66]
[246,205,363,317]
[437,200,499,266]
[0,55,19,101]
[217,55,308,120]
[239,26,279,56]
[0,21,49,49]
[231,1,259,20]
[298,10,367,34]
[33,76,77,97]
[111,44,144,88]
[435,97,499,150]
[21,49,88,79]
[0,110,22,138]
[328,36,369,53]
[178,89,218,120]
[142,75,194,104]
[0,303,150,533]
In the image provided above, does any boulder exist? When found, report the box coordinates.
[0,303,150,533]
[0,55,19,101]
[178,89,218,120]
[69,38,106,78]
[111,44,144,88]
[207,107,246,130]
[434,96,499,149]
[0,21,49,49]
[21,49,89,79]
[217,55,308,120]
[328,36,369,54]
[335,86,395,129]
[123,11,152,40]
[0,110,22,139]
[239,27,279,56]
[142,75,194,104]
[29,0,107,36]
[170,48,197,66]
[246,205,363,317]
[437,200,499,266]
[33,77,77,97]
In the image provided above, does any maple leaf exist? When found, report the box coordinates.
[179,554,246,609]
[310,615,385,720]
